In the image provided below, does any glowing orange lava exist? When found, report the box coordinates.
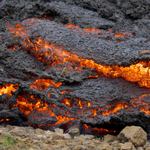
[0,83,19,97]
[21,38,150,88]
[87,75,99,78]
[30,79,62,91]
[113,31,131,37]
[15,93,75,125]
[83,124,117,134]
[61,90,74,94]
[0,119,10,122]
[4,18,150,131]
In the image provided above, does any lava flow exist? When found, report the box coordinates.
[3,18,150,134]
[0,83,18,98]
[83,124,117,134]
[6,18,150,88]
[30,79,62,91]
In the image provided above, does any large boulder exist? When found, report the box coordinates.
[118,126,147,147]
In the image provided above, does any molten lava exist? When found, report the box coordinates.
[83,124,117,134]
[0,83,18,97]
[0,119,10,122]
[6,19,150,88]
[30,79,62,91]
[14,92,75,126]
[3,18,150,133]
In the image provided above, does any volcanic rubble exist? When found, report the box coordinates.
[0,0,150,137]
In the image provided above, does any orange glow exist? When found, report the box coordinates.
[0,119,10,122]
[15,93,75,125]
[113,31,131,37]
[6,46,15,50]
[87,75,99,78]
[66,24,80,29]
[16,94,56,115]
[63,99,71,107]
[83,124,90,131]
[83,124,117,134]
[102,103,129,116]
[7,12,9,14]
[61,90,73,94]
[30,79,62,91]
[113,33,124,37]
[0,83,18,97]
[93,127,117,134]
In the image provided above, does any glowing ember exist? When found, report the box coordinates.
[87,75,99,79]
[16,93,56,115]
[61,90,74,94]
[6,46,15,50]
[0,83,19,97]
[15,93,75,125]
[83,124,117,134]
[92,127,117,134]
[0,119,10,122]
[30,79,62,91]
[113,31,131,37]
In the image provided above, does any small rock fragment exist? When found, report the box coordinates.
[62,147,70,150]
[12,35,20,42]
[63,133,72,140]
[54,128,64,135]
[73,145,88,150]
[119,142,133,150]
[35,128,44,135]
[45,130,54,139]
[52,133,64,140]
[137,147,144,150]
[80,134,94,140]
[139,50,150,55]
[111,140,119,147]
[98,143,112,150]
[72,136,85,145]
[68,128,80,138]
[104,134,117,142]
[61,67,68,76]
[144,141,150,149]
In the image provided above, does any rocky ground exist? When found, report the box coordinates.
[0,125,149,150]
[0,1,150,149]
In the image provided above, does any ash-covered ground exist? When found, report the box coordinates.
[0,0,150,135]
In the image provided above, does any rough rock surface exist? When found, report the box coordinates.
[118,126,147,147]
[0,0,150,138]
[0,125,149,150]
